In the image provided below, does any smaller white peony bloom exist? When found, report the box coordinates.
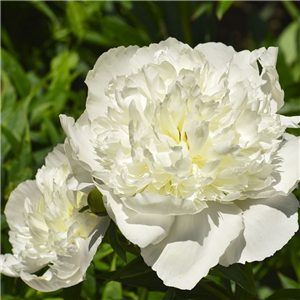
[60,38,300,290]
[0,145,110,292]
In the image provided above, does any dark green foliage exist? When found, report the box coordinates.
[1,1,300,300]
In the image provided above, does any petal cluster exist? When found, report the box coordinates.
[60,38,300,290]
[0,145,110,292]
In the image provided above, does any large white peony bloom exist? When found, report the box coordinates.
[60,38,300,290]
[0,145,110,292]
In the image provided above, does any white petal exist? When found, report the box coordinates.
[129,37,190,71]
[273,136,300,194]
[195,42,236,68]
[60,113,100,190]
[141,202,243,290]
[85,46,139,121]
[20,216,110,292]
[220,194,299,266]
[259,47,278,68]
[97,184,175,248]
[5,180,41,230]
[45,144,67,168]
[280,115,300,128]
[0,254,26,277]
[123,193,207,215]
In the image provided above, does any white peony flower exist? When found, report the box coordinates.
[0,145,110,292]
[60,38,300,290]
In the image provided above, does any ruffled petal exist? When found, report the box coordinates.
[19,216,110,292]
[219,194,299,266]
[195,42,235,68]
[0,254,27,277]
[60,113,100,191]
[141,202,243,290]
[85,46,139,121]
[280,115,300,128]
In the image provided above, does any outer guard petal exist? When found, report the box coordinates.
[141,202,243,290]
[97,184,175,248]
[219,194,299,266]
[123,193,207,216]
[5,180,41,230]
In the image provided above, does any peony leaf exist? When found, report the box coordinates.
[278,21,299,66]
[1,124,21,157]
[63,282,82,300]
[282,1,300,21]
[278,272,300,289]
[102,281,122,300]
[44,117,61,146]
[163,288,176,300]
[107,221,127,263]
[1,48,31,98]
[66,1,85,40]
[266,289,300,300]
[98,257,228,299]
[29,1,60,30]
[191,3,213,21]
[213,264,256,294]
[216,1,233,20]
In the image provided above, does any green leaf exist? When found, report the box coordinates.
[1,27,17,57]
[2,97,31,161]
[190,282,233,300]
[213,264,256,294]
[44,117,62,146]
[102,281,122,300]
[278,272,300,289]
[1,70,17,116]
[178,2,193,45]
[30,101,53,125]
[191,3,213,21]
[107,221,127,263]
[1,48,31,98]
[1,125,21,157]
[98,257,227,299]
[163,288,176,300]
[29,0,60,30]
[1,214,8,229]
[66,1,85,40]
[216,1,234,20]
[63,282,82,300]
[266,289,300,300]
[99,16,150,47]
[282,1,300,21]
[98,256,166,291]
[278,21,299,66]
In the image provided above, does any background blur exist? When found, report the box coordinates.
[1,1,300,300]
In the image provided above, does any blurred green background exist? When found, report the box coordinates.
[1,1,300,300]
